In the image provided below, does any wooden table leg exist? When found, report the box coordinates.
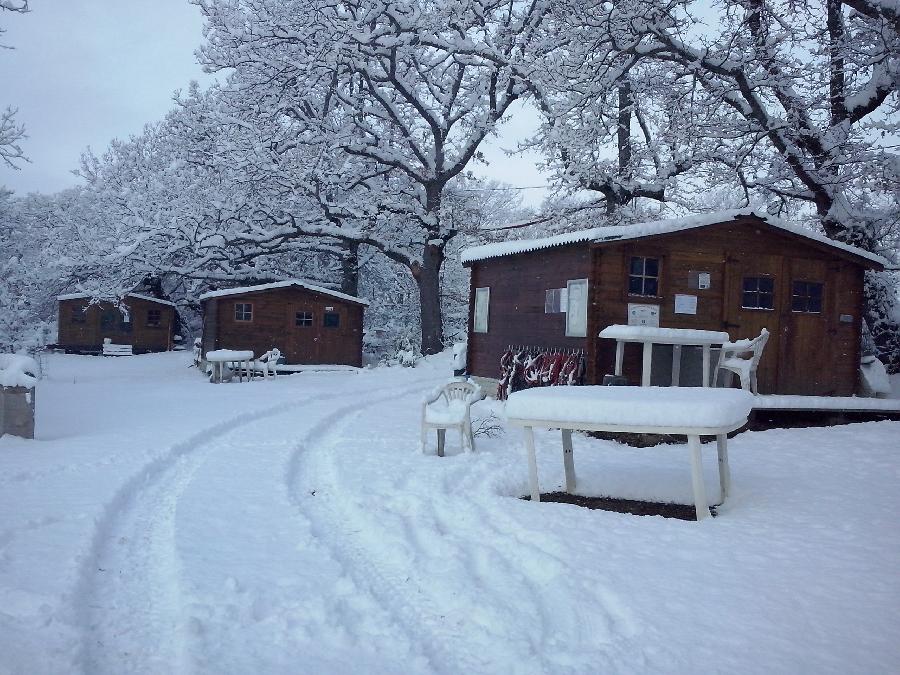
[716,433,731,502]
[688,435,711,521]
[641,342,653,387]
[561,429,576,492]
[525,426,540,502]
[615,341,624,376]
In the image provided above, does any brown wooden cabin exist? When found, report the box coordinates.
[200,280,367,367]
[462,211,887,396]
[57,293,176,354]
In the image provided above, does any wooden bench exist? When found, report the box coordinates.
[505,386,754,521]
[102,343,134,357]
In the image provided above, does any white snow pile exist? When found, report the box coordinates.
[0,352,898,673]
[506,385,754,428]
[0,353,39,388]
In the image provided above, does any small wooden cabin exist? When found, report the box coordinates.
[200,280,368,367]
[57,293,176,353]
[462,211,887,396]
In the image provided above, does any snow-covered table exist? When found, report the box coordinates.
[599,325,731,388]
[506,386,754,520]
[205,349,255,384]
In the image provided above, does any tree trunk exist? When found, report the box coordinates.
[339,240,360,297]
[414,242,445,356]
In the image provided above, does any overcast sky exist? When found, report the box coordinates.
[1,1,550,205]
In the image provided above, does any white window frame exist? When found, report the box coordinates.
[473,287,490,333]
[565,279,588,337]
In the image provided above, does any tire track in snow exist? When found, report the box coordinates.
[286,386,525,674]
[74,374,429,674]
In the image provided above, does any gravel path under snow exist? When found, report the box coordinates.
[0,353,898,674]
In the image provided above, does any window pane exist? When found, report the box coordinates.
[759,277,774,293]
[323,312,340,328]
[628,276,643,295]
[792,296,806,312]
[809,283,822,299]
[644,278,658,296]
[743,277,757,292]
[809,296,823,313]
[566,279,588,337]
[742,291,756,308]
[644,257,659,277]
[760,292,774,309]
[474,287,490,333]
[629,257,644,274]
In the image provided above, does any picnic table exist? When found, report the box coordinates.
[205,349,255,383]
[506,386,754,520]
[599,325,731,388]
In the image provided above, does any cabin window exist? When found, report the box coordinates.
[545,288,566,313]
[742,277,775,310]
[71,307,86,324]
[566,279,588,337]
[792,281,823,313]
[474,287,490,333]
[323,311,340,328]
[296,311,314,326]
[147,309,161,327]
[628,256,659,296]
[234,303,253,322]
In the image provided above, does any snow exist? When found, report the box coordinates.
[0,352,898,673]
[461,209,890,266]
[198,279,370,306]
[0,353,39,388]
[205,349,255,361]
[56,292,176,307]
[860,357,892,397]
[752,394,900,412]
[423,399,468,425]
[506,386,754,429]
[598,325,731,343]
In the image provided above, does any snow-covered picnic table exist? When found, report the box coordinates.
[506,386,754,520]
[205,349,255,383]
[599,325,731,387]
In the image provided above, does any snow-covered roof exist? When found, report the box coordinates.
[461,209,889,266]
[198,279,370,306]
[57,292,176,307]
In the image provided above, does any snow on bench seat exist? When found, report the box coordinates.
[506,386,754,432]
[102,343,133,357]
[506,386,754,521]
[205,349,254,361]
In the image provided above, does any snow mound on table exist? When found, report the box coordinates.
[0,354,39,388]
[205,349,254,360]
[505,386,754,429]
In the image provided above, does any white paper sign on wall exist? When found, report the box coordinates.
[627,303,660,327]
[674,294,698,315]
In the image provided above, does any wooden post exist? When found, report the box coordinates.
[716,433,731,502]
[561,428,576,492]
[525,426,540,502]
[688,435,711,521]
[641,342,653,386]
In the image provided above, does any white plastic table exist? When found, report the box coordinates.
[599,325,731,387]
[506,386,754,520]
[205,349,255,383]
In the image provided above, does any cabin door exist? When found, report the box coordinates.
[287,301,320,364]
[780,258,835,395]
[722,254,782,393]
[317,304,349,364]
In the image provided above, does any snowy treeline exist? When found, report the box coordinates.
[1,0,898,365]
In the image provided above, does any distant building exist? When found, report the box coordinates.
[56,293,176,354]
[200,280,368,367]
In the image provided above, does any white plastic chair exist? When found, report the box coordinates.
[715,328,770,394]
[257,348,282,379]
[421,380,483,456]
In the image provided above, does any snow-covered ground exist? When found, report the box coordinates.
[1,352,898,674]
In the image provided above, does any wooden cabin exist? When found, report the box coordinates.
[462,211,887,397]
[57,293,176,354]
[199,280,368,367]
